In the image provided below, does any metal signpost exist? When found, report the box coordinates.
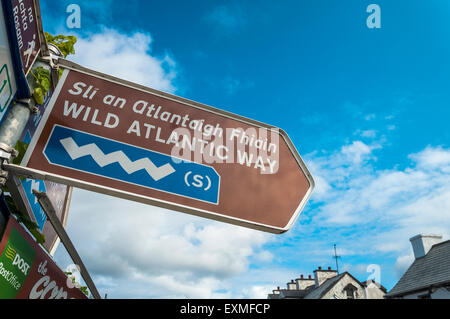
[0,0,91,299]
[33,190,100,299]
[5,59,315,234]
[5,82,73,255]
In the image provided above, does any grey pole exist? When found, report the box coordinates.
[0,99,33,239]
[0,100,32,151]
[0,57,43,239]
[33,190,102,299]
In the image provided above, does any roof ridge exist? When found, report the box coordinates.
[429,239,450,250]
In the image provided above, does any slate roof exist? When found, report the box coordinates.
[387,240,450,297]
[268,286,314,299]
[280,287,314,299]
[303,273,346,299]
[362,280,387,293]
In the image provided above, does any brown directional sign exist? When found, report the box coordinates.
[10,0,42,75]
[17,59,314,234]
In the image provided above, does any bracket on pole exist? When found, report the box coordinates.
[32,190,101,299]
[39,43,64,91]
[0,143,17,186]
[16,97,38,114]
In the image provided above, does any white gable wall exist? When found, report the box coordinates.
[322,274,366,299]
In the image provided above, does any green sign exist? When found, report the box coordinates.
[0,227,36,298]
[0,63,13,111]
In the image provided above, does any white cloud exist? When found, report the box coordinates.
[360,130,377,138]
[394,253,414,278]
[56,188,272,298]
[221,76,255,95]
[69,28,177,93]
[306,142,450,258]
[253,250,274,263]
[240,285,276,299]
[340,141,380,165]
[136,274,228,299]
[205,5,245,32]
[409,146,450,172]
[387,125,396,131]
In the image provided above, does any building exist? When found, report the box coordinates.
[386,234,450,299]
[268,266,386,299]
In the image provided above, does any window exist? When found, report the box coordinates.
[343,284,358,299]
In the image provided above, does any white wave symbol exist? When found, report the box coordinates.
[59,137,176,181]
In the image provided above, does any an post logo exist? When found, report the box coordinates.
[0,227,36,298]
[11,249,32,275]
[4,246,16,261]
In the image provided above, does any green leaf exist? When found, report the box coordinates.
[4,195,46,246]
[31,67,51,105]
[80,286,89,297]
[40,76,51,93]
[4,195,21,216]
[12,140,29,165]
[45,33,77,58]
[34,88,44,105]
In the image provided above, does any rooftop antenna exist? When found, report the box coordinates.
[333,244,341,274]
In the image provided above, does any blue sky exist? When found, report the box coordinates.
[38,0,450,298]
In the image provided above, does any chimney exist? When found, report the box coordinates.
[314,266,337,287]
[272,286,280,295]
[287,279,297,290]
[410,234,442,259]
[295,274,315,290]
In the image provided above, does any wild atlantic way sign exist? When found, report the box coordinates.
[11,59,314,234]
